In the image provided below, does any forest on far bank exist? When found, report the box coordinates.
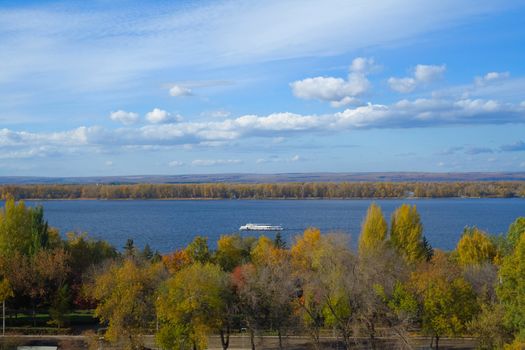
[1,181,525,200]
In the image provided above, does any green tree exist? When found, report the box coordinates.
[507,217,525,249]
[141,244,154,261]
[0,197,51,257]
[358,203,387,256]
[274,232,287,249]
[456,227,497,267]
[390,204,426,263]
[0,278,13,336]
[497,233,525,342]
[411,251,479,349]
[468,303,512,349]
[49,284,71,328]
[124,238,136,258]
[185,236,211,264]
[156,263,232,350]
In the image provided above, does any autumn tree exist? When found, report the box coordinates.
[291,228,359,350]
[89,259,166,349]
[290,228,326,350]
[0,278,13,335]
[356,246,413,348]
[163,249,192,274]
[358,203,387,256]
[497,232,525,343]
[64,232,117,307]
[156,262,232,350]
[456,227,497,267]
[215,234,255,272]
[410,251,479,349]
[0,197,54,257]
[468,303,513,349]
[507,217,525,249]
[390,204,429,263]
[238,236,296,350]
[185,236,211,264]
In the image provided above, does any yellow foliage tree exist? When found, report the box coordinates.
[390,204,425,263]
[358,203,387,256]
[90,259,165,349]
[156,263,230,350]
[456,227,496,267]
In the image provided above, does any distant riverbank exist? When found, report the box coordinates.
[1,181,524,200]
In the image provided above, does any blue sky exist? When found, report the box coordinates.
[1,0,525,176]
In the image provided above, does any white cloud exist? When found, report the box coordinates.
[255,155,303,164]
[474,71,510,86]
[291,57,374,107]
[389,64,446,93]
[191,159,242,166]
[2,92,524,158]
[168,160,184,167]
[414,64,446,82]
[110,110,139,125]
[169,85,192,97]
[330,96,360,108]
[145,108,183,124]
[387,77,417,93]
[105,160,113,166]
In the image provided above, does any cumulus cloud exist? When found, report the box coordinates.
[1,94,524,159]
[414,64,446,82]
[388,64,446,93]
[191,159,242,166]
[169,85,192,97]
[145,108,183,124]
[290,57,376,107]
[475,71,510,86]
[109,110,139,125]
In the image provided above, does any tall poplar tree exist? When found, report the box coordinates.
[390,204,426,263]
[358,203,387,256]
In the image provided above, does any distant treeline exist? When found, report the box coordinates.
[1,181,525,200]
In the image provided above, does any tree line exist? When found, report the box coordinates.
[1,197,525,349]
[1,181,525,200]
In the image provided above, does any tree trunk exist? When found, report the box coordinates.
[277,328,283,350]
[368,322,376,350]
[435,335,439,350]
[220,327,230,350]
[250,328,256,350]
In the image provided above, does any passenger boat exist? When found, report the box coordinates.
[239,223,283,231]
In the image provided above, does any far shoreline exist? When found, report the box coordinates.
[13,196,525,201]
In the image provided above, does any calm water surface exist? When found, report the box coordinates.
[20,198,525,253]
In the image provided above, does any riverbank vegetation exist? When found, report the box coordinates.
[1,181,525,200]
[1,197,525,349]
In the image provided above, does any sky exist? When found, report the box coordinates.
[1,0,525,176]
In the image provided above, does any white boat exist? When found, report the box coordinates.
[239,223,283,231]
